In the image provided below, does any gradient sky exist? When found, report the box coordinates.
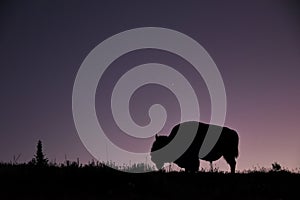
[1,0,300,171]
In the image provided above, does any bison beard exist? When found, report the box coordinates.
[150,121,239,173]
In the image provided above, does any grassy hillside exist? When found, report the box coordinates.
[0,163,299,200]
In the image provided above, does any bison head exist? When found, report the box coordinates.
[150,134,170,170]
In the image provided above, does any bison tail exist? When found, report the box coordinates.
[233,130,239,158]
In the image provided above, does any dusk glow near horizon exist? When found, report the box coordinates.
[1,0,300,172]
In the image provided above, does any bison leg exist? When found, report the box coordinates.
[185,158,199,173]
[223,155,236,173]
[210,161,213,172]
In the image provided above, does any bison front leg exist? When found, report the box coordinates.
[185,158,200,173]
[210,161,213,172]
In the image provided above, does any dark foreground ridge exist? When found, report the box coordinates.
[0,163,299,200]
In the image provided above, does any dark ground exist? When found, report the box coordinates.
[0,164,299,200]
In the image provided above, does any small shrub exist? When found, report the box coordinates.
[272,162,282,171]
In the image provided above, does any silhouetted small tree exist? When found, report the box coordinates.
[32,140,48,167]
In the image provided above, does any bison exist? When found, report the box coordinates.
[150,121,239,173]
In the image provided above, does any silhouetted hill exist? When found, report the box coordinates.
[0,163,299,200]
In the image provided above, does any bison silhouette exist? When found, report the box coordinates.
[150,121,239,173]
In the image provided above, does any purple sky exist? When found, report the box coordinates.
[0,0,300,171]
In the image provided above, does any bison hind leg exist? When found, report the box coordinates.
[223,155,236,173]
